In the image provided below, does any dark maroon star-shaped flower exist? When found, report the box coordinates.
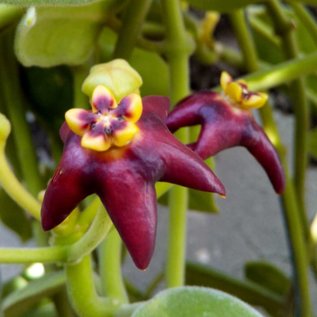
[41,94,225,269]
[166,75,285,194]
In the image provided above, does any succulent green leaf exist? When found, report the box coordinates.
[186,262,286,315]
[15,2,110,67]
[132,286,263,317]
[244,261,291,297]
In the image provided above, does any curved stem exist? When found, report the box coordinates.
[230,8,312,316]
[67,205,112,263]
[98,229,128,303]
[243,51,317,91]
[160,0,191,288]
[113,0,153,59]
[65,255,118,317]
[0,206,111,264]
[0,151,41,220]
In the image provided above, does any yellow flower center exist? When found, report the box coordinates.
[220,71,268,110]
[65,85,143,152]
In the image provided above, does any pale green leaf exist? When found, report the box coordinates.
[15,2,111,67]
[132,286,263,317]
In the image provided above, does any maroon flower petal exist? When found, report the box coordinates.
[142,96,170,121]
[41,136,94,230]
[167,91,285,194]
[242,120,285,194]
[96,162,157,270]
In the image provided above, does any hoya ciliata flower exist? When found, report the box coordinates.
[41,86,225,269]
[166,72,285,194]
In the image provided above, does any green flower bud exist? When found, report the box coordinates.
[82,59,143,101]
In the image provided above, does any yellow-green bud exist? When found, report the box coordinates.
[82,59,143,101]
[0,113,11,141]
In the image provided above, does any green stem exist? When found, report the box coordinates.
[267,0,309,233]
[0,30,42,195]
[160,0,191,288]
[288,1,317,45]
[113,0,152,59]
[67,205,112,263]
[52,288,74,317]
[166,177,188,287]
[0,5,24,30]
[0,150,41,220]
[243,50,317,90]
[0,246,67,263]
[0,206,111,264]
[98,229,128,303]
[231,8,311,317]
[229,10,258,71]
[65,255,118,317]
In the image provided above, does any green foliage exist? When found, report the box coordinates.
[21,66,73,131]
[186,262,286,315]
[244,261,291,297]
[2,271,65,317]
[15,2,109,67]
[132,286,263,317]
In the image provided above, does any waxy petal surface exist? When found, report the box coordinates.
[42,95,225,269]
[166,91,285,194]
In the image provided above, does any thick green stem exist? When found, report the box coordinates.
[160,0,191,288]
[0,150,41,220]
[166,180,188,287]
[244,50,317,91]
[0,30,42,195]
[67,205,112,263]
[267,0,309,239]
[113,0,152,59]
[65,255,118,317]
[98,229,128,303]
[229,10,258,71]
[0,246,67,263]
[231,8,312,316]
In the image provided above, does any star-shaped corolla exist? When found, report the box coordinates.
[41,88,225,269]
[166,72,285,194]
